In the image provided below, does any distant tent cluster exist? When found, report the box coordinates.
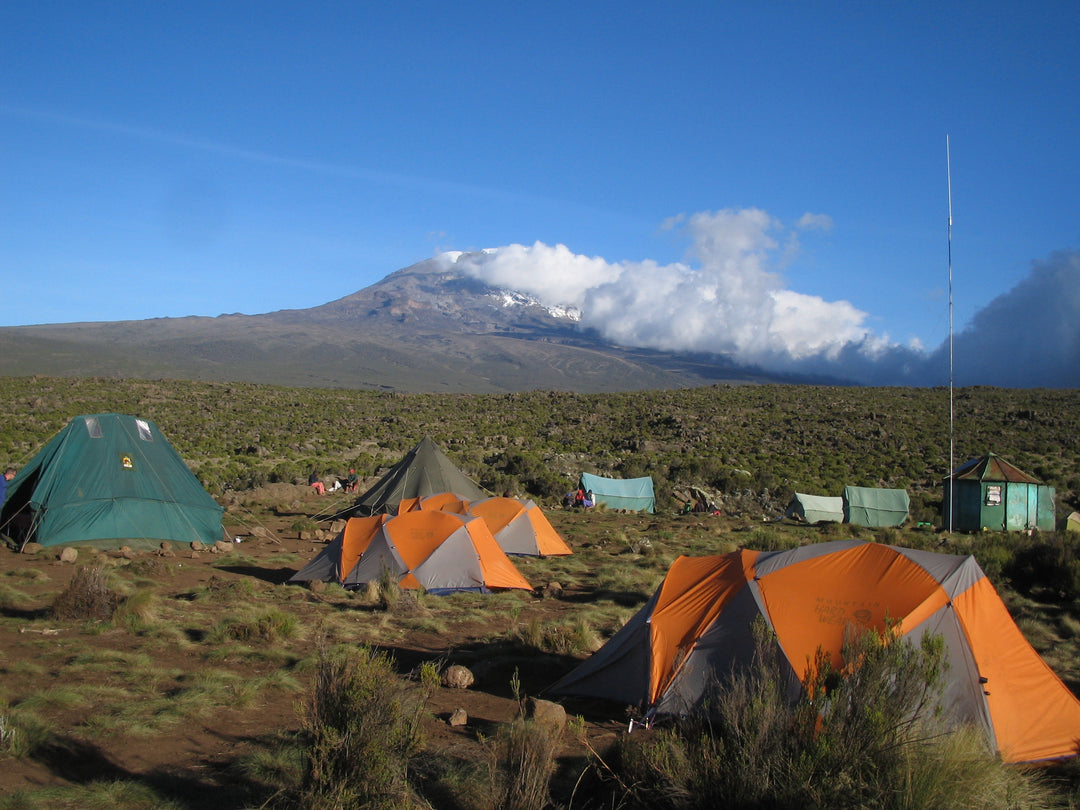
[294,437,571,593]
[785,486,909,528]
[291,492,570,593]
[0,414,223,550]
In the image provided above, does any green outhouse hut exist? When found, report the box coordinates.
[943,453,1055,532]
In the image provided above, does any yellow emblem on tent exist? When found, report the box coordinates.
[120,454,135,470]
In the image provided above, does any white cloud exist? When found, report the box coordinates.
[447,210,1080,387]
[797,212,834,231]
[451,208,873,366]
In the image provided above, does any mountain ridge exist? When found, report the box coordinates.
[0,255,833,392]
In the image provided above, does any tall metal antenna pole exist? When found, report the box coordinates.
[947,135,954,533]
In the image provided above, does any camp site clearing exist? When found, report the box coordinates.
[2,482,1080,807]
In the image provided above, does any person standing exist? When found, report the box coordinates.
[0,467,15,506]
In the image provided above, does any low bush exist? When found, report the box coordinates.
[292,645,437,810]
[50,566,120,621]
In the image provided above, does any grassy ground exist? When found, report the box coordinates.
[2,486,1080,808]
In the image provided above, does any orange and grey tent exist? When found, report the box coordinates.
[291,509,531,594]
[467,497,572,557]
[548,540,1080,763]
[399,492,472,515]
[289,514,389,586]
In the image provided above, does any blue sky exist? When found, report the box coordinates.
[2,2,1078,384]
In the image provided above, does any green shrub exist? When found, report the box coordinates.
[294,645,436,809]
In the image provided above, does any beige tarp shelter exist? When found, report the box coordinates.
[548,540,1080,764]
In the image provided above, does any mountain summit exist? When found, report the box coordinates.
[0,255,797,392]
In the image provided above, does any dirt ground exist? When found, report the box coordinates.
[0,485,653,806]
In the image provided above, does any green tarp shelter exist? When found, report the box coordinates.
[944,454,1055,533]
[0,414,223,550]
[785,492,844,524]
[580,472,655,513]
[842,486,909,528]
[333,437,487,518]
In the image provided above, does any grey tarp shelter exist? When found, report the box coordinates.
[0,413,223,550]
[579,472,655,513]
[943,453,1055,532]
[785,492,844,524]
[331,437,487,519]
[842,486,909,527]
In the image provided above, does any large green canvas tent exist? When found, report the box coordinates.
[579,472,655,513]
[333,437,487,519]
[842,486,909,527]
[0,414,223,550]
[944,454,1055,532]
[785,492,844,524]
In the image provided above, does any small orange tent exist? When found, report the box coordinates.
[548,540,1080,764]
[291,510,531,594]
[467,497,572,557]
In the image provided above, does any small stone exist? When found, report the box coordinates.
[191,541,205,551]
[59,547,78,563]
[448,708,468,727]
[542,581,563,599]
[21,542,43,554]
[214,540,233,553]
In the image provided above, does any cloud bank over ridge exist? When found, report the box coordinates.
[444,209,1079,388]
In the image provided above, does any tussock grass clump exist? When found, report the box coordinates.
[0,778,184,810]
[486,716,564,810]
[512,617,599,656]
[0,702,50,759]
[207,608,299,644]
[50,566,120,621]
[293,645,437,809]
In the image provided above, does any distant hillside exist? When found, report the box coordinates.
[0,256,826,392]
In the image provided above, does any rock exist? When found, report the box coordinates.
[122,548,139,560]
[191,541,205,551]
[158,547,176,558]
[20,542,43,555]
[448,708,468,727]
[542,581,563,599]
[299,530,315,542]
[59,547,78,563]
[330,520,347,533]
[214,540,233,553]
[525,697,566,732]
[441,664,475,690]
[307,579,326,594]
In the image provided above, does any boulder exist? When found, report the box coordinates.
[525,697,566,732]
[59,547,78,564]
[20,542,43,555]
[441,664,475,689]
[190,541,205,552]
[214,540,233,553]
